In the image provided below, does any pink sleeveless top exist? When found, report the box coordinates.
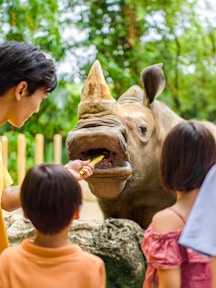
[142,207,212,288]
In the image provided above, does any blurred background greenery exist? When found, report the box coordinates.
[0,0,215,183]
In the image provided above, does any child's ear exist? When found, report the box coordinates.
[72,205,82,220]
[15,81,28,100]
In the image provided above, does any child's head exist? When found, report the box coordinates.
[0,41,57,96]
[161,120,216,193]
[20,163,82,235]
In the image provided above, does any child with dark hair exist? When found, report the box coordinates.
[0,40,94,253]
[142,120,216,288]
[0,163,106,288]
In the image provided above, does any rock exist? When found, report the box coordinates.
[5,214,34,246]
[5,215,146,288]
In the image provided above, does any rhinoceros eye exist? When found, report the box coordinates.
[136,119,152,142]
[139,125,147,135]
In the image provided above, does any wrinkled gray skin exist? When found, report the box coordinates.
[66,61,216,229]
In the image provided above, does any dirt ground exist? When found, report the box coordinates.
[3,180,104,221]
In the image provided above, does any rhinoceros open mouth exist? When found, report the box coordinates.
[81,148,122,168]
[76,147,132,177]
[66,123,132,178]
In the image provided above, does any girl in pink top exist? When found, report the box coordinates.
[142,120,216,288]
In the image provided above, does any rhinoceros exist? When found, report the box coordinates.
[66,60,216,229]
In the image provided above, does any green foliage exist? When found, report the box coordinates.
[0,0,64,60]
[63,0,216,124]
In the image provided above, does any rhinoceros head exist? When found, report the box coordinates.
[66,61,181,228]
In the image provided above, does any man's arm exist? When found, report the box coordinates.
[2,159,94,212]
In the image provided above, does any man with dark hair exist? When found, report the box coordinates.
[0,41,94,253]
[0,41,57,98]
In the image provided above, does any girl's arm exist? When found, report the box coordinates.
[158,267,181,288]
[212,257,216,288]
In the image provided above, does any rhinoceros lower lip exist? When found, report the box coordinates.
[92,161,132,177]
[86,162,132,199]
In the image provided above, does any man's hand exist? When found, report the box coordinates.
[64,159,94,181]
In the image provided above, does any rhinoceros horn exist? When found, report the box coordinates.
[78,60,117,118]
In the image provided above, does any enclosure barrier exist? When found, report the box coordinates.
[1,134,62,185]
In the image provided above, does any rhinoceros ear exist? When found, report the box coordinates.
[140,63,165,106]
[78,60,116,117]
